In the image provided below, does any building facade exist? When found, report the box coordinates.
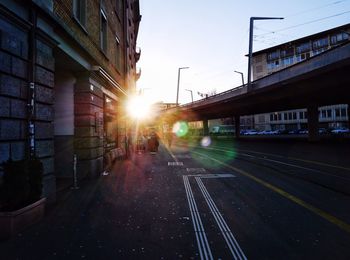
[0,0,141,202]
[252,23,350,131]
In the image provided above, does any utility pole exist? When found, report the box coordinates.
[185,89,193,103]
[176,67,189,106]
[248,17,283,90]
[234,70,245,86]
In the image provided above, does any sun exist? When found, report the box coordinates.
[126,95,153,120]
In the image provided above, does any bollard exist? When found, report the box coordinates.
[71,154,79,189]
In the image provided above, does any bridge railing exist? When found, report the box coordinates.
[179,84,247,108]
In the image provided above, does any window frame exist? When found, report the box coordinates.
[73,0,87,29]
[100,8,108,53]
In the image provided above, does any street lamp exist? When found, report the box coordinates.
[185,89,193,103]
[248,17,284,89]
[176,67,189,106]
[234,70,245,86]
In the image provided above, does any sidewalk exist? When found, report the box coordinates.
[0,158,133,258]
[0,146,193,259]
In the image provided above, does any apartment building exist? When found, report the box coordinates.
[0,0,141,201]
[252,23,350,131]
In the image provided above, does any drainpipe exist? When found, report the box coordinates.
[27,5,37,159]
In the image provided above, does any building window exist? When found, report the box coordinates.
[292,112,297,120]
[270,114,273,121]
[335,108,340,117]
[267,50,280,61]
[278,113,282,121]
[284,113,288,120]
[296,42,311,54]
[280,47,294,58]
[115,0,123,17]
[341,108,347,117]
[321,110,326,118]
[73,0,87,27]
[312,37,329,50]
[312,48,327,56]
[330,32,349,45]
[299,111,304,119]
[326,109,332,118]
[281,56,294,66]
[115,35,122,72]
[100,9,107,53]
[267,60,280,70]
[296,52,310,62]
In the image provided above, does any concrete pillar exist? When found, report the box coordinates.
[347,104,350,129]
[307,105,319,142]
[235,115,240,138]
[203,119,209,136]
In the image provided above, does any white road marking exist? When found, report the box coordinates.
[186,174,236,178]
[186,168,207,173]
[176,154,192,159]
[168,162,184,166]
[183,176,213,260]
[195,177,247,260]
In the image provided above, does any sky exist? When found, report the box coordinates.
[136,0,350,105]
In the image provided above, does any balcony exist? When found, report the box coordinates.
[135,47,141,62]
[136,68,141,81]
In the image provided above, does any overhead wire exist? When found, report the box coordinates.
[257,10,350,37]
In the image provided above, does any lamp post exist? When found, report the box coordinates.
[176,67,189,106]
[234,70,245,86]
[248,17,284,89]
[185,89,193,103]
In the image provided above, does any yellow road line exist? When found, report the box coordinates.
[192,150,350,234]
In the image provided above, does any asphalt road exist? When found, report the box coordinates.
[1,137,350,259]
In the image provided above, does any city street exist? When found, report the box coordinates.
[1,137,350,259]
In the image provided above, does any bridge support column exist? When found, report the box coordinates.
[203,119,209,136]
[347,104,350,129]
[307,105,319,142]
[234,115,240,139]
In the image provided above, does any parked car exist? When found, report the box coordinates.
[243,130,258,135]
[210,125,235,135]
[298,129,308,134]
[318,128,327,134]
[288,129,299,134]
[331,128,350,134]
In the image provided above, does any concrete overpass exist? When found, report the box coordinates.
[162,42,350,141]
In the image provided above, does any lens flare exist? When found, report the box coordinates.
[126,95,152,120]
[173,121,189,137]
[200,136,211,147]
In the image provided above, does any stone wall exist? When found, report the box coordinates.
[74,76,104,178]
[0,6,56,202]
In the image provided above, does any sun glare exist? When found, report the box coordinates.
[126,95,152,120]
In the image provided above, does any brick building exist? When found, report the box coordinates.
[0,0,141,202]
